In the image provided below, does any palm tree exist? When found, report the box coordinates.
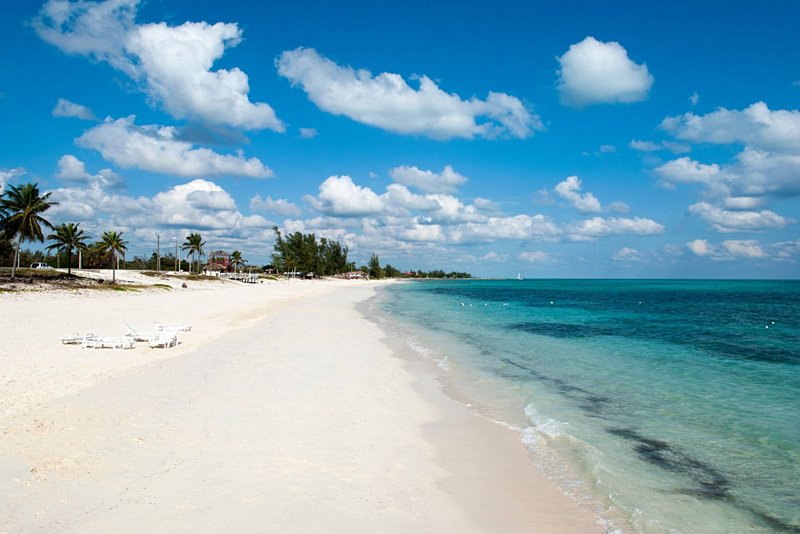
[46,222,88,275]
[230,250,245,273]
[182,232,205,274]
[0,183,57,280]
[95,230,128,283]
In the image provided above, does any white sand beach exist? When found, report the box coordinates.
[0,274,602,533]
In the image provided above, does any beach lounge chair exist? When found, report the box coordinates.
[123,323,156,342]
[148,331,178,348]
[61,332,96,345]
[83,336,134,350]
[154,322,191,332]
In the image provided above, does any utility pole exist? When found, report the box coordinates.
[156,234,161,272]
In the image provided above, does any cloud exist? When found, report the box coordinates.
[77,116,272,178]
[389,165,467,194]
[33,0,283,131]
[305,175,385,217]
[686,239,713,256]
[249,194,302,217]
[0,167,26,190]
[657,103,800,221]
[599,144,616,153]
[608,201,630,213]
[49,177,272,243]
[56,154,123,188]
[553,176,602,213]
[454,215,561,242]
[687,202,789,232]
[299,127,318,139]
[661,102,800,153]
[568,216,665,240]
[722,239,765,258]
[481,252,507,262]
[686,238,793,261]
[613,247,642,261]
[689,92,700,106]
[276,47,542,140]
[32,0,138,70]
[556,36,653,107]
[53,98,96,120]
[629,139,690,154]
[655,157,724,187]
[518,251,550,263]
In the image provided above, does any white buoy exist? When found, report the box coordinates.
[771,321,775,325]
[550,301,554,305]
[765,325,769,329]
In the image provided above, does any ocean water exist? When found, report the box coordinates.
[375,279,800,533]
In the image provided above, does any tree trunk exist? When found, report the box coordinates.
[11,234,22,280]
[67,249,72,275]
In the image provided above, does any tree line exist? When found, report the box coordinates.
[2,182,471,282]
[270,226,351,275]
[366,253,472,279]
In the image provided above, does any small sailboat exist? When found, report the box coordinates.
[516,273,523,281]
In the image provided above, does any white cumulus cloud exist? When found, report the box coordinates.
[722,240,765,258]
[389,165,467,194]
[687,202,789,233]
[77,116,272,178]
[56,154,122,188]
[556,36,653,107]
[0,167,26,191]
[53,98,96,120]
[553,176,602,213]
[249,195,302,217]
[686,238,787,261]
[276,47,541,140]
[305,175,385,217]
[661,102,800,153]
[568,216,665,240]
[687,239,713,257]
[33,0,283,131]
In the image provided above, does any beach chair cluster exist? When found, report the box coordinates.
[60,322,191,350]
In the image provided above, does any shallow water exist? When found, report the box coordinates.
[377,279,800,533]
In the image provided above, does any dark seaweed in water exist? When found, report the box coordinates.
[500,358,611,415]
[508,320,799,365]
[607,427,800,532]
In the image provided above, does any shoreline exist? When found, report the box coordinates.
[363,288,609,533]
[1,277,602,532]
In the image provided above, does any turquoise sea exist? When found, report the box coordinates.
[375,280,799,533]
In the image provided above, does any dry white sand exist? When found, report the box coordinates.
[0,273,602,533]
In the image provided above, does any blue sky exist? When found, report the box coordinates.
[1,0,798,277]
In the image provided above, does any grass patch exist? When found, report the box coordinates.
[153,283,172,290]
[187,274,219,281]
[0,268,74,281]
[110,285,140,292]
